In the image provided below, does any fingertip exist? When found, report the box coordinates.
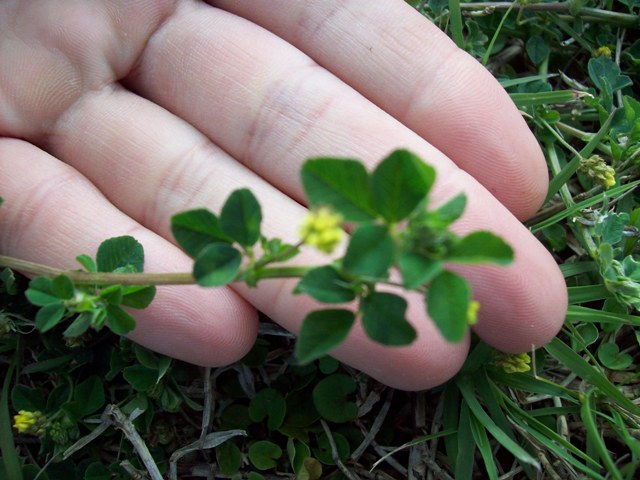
[334,295,470,391]
[476,261,567,354]
[465,241,567,354]
[408,47,549,220]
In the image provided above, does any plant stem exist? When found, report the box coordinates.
[459,2,640,28]
[0,255,314,286]
[0,255,194,285]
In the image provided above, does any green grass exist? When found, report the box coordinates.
[2,0,640,478]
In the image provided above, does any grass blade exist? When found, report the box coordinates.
[545,338,640,416]
[566,305,640,326]
[455,401,475,480]
[568,285,612,304]
[1,361,23,480]
[456,377,540,469]
[470,414,498,480]
[509,90,578,108]
[544,109,616,203]
[580,391,623,480]
[530,180,640,232]
[560,261,596,277]
[442,381,460,470]
[490,370,577,401]
[503,397,605,479]
[481,2,515,65]
[370,428,456,472]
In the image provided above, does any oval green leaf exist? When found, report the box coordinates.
[447,231,514,265]
[105,304,136,335]
[398,251,443,289]
[248,440,283,470]
[193,243,242,287]
[35,302,65,332]
[11,385,46,412]
[287,438,312,475]
[96,235,144,273]
[63,311,93,338]
[121,285,156,309]
[526,35,549,66]
[25,277,57,306]
[360,292,416,345]
[295,309,356,365]
[295,266,356,303]
[301,158,376,222]
[51,275,74,300]
[429,193,467,227]
[171,208,232,257]
[597,342,633,370]
[74,376,105,416]
[123,365,159,392]
[216,441,242,476]
[249,388,287,431]
[342,224,394,278]
[312,374,358,423]
[314,432,351,465]
[370,149,435,223]
[427,271,471,342]
[220,188,262,247]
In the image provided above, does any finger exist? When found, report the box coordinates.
[45,85,470,390]
[0,138,259,366]
[0,0,174,138]
[126,3,567,350]
[208,0,548,220]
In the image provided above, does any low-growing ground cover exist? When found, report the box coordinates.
[1,1,639,479]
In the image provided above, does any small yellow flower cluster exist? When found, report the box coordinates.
[493,352,531,374]
[579,155,616,189]
[13,410,47,436]
[466,300,480,325]
[299,207,344,254]
[593,46,612,58]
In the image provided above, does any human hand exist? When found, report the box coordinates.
[0,0,567,390]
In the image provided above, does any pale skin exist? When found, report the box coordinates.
[0,0,567,390]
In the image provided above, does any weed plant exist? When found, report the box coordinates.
[1,0,640,479]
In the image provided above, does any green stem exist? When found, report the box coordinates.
[545,142,574,208]
[251,240,304,270]
[459,2,640,28]
[0,255,316,286]
[481,1,515,66]
[448,0,465,49]
[0,255,194,286]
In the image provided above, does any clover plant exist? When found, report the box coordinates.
[0,149,513,364]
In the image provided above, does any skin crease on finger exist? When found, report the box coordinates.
[0,0,567,389]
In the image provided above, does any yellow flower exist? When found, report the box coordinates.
[13,410,47,436]
[593,46,612,58]
[299,207,344,253]
[466,300,480,325]
[493,352,531,373]
[579,155,616,189]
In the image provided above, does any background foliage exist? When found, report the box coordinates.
[2,0,640,478]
